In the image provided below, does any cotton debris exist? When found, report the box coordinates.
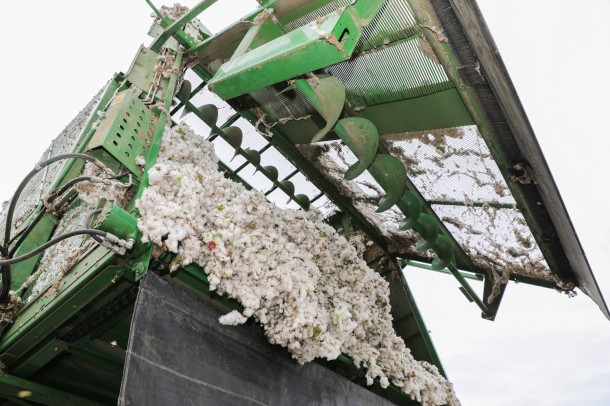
[136,124,460,406]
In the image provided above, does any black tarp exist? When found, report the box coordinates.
[118,273,397,405]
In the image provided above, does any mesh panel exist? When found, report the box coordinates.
[382,125,515,204]
[433,204,554,282]
[248,86,315,123]
[381,125,553,281]
[28,201,96,300]
[0,87,104,241]
[296,131,554,284]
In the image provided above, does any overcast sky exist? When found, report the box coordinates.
[0,1,609,405]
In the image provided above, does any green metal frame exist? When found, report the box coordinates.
[1,0,597,404]
[208,0,386,99]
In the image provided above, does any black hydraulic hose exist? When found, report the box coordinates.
[84,209,104,243]
[0,229,108,267]
[7,176,93,254]
[0,246,10,303]
[3,153,102,244]
[8,209,48,257]
[6,171,129,255]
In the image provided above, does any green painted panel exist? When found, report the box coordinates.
[86,91,154,178]
[353,88,474,135]
[10,215,56,291]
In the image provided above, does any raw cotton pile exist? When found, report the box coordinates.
[137,124,460,405]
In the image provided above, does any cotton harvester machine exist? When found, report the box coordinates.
[0,0,606,405]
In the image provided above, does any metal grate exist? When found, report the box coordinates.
[282,0,353,32]
[296,130,556,285]
[433,204,554,282]
[382,125,515,204]
[354,0,419,53]
[328,37,453,107]
[282,0,419,51]
[28,201,96,300]
[248,86,316,124]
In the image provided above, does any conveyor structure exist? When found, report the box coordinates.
[0,0,606,404]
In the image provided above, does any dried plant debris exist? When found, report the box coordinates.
[0,292,22,325]
[137,124,460,405]
[297,126,571,297]
[382,126,513,203]
[28,165,130,302]
[159,4,189,20]
[436,205,574,301]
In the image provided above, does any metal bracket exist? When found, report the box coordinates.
[208,0,386,99]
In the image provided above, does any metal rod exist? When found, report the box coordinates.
[230,23,261,60]
[447,263,491,317]
[264,169,299,196]
[310,192,324,204]
[233,143,273,175]
[208,113,240,142]
[401,259,484,281]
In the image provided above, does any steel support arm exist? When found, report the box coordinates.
[208,0,385,99]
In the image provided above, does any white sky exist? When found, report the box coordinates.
[0,1,609,405]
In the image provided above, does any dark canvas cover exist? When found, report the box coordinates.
[118,272,396,406]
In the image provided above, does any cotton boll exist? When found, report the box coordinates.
[219,310,248,326]
[136,124,460,406]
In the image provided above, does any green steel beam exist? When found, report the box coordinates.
[403,258,557,290]
[400,258,492,318]
[208,0,386,99]
[136,50,183,201]
[0,373,105,406]
[447,263,492,319]
[11,339,69,378]
[150,0,217,52]
[0,255,117,365]
[397,266,445,376]
[402,259,484,281]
